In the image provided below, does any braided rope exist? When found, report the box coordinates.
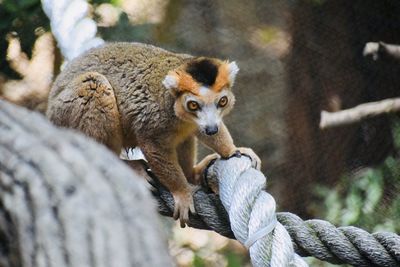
[41,0,104,60]
[208,156,307,266]
[149,156,400,267]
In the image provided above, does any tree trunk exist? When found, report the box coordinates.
[0,100,173,267]
[284,0,400,216]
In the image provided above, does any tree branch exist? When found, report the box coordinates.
[363,41,400,61]
[320,98,400,129]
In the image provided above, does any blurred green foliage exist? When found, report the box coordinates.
[224,251,244,267]
[91,0,121,5]
[314,119,400,233]
[192,255,205,267]
[0,0,48,77]
[256,26,280,44]
[186,241,248,267]
[0,0,117,77]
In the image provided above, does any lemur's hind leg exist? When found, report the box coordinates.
[48,72,123,153]
[193,153,220,185]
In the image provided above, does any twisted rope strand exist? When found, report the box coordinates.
[208,157,307,266]
[41,0,104,61]
[149,158,400,267]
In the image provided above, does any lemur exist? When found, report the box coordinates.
[46,42,261,226]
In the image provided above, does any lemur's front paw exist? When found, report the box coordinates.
[234,147,261,170]
[172,186,197,228]
[193,153,220,184]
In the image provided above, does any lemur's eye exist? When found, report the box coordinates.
[218,96,228,108]
[187,101,199,111]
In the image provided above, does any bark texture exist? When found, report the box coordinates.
[0,100,173,267]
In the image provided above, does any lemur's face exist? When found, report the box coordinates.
[176,88,235,135]
[162,58,239,136]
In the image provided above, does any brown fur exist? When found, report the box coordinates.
[46,42,260,226]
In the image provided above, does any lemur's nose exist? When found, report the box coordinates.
[205,125,218,135]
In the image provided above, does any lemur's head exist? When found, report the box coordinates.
[162,57,239,136]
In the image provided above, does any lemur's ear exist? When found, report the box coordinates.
[163,69,200,96]
[227,61,239,86]
[162,72,178,90]
[162,72,180,96]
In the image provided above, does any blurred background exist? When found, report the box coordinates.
[1,0,400,266]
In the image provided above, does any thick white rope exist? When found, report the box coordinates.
[41,0,104,61]
[207,157,308,267]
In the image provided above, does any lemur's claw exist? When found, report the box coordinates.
[172,186,197,227]
[231,150,242,158]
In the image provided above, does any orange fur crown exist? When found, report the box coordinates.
[162,58,239,95]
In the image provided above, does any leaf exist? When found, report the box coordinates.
[226,252,242,267]
[362,171,383,214]
[19,0,40,9]
[193,255,205,267]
